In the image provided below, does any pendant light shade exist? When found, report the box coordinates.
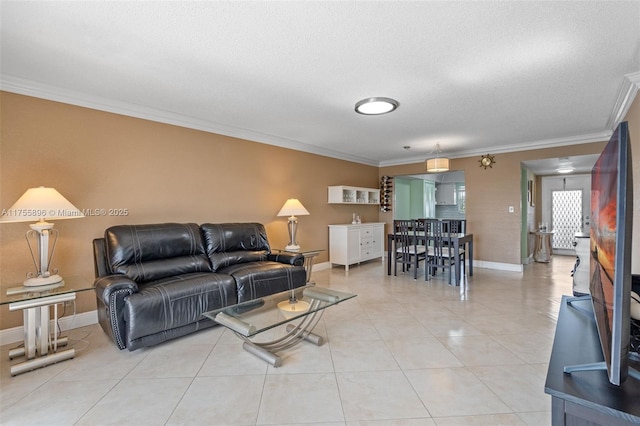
[425,157,450,173]
[425,144,450,172]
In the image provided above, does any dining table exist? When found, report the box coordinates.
[387,231,474,285]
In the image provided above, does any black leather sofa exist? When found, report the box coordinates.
[93,222,306,351]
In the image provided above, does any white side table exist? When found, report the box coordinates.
[1,277,93,375]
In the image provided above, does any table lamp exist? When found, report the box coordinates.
[0,186,85,286]
[276,198,309,251]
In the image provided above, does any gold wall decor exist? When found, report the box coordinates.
[479,154,496,169]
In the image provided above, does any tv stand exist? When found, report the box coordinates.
[545,296,640,425]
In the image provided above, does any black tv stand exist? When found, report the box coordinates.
[545,296,640,425]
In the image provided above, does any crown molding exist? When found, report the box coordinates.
[606,71,640,130]
[378,131,611,167]
[378,71,640,167]
[2,72,637,169]
[0,74,379,167]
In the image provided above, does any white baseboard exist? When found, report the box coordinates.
[312,261,331,271]
[0,310,98,347]
[473,260,524,272]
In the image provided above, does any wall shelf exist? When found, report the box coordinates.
[328,186,380,205]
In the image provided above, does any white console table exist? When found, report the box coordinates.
[328,223,385,271]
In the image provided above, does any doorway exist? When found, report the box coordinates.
[551,189,583,250]
[541,175,591,255]
[393,171,465,221]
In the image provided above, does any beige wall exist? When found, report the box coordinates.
[0,92,380,328]
[380,143,608,266]
[380,92,640,270]
[2,91,639,331]
[625,93,640,273]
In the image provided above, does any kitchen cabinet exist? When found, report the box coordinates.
[435,183,456,205]
[328,223,384,271]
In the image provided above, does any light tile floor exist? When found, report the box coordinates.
[0,255,576,425]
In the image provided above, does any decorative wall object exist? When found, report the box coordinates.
[479,154,496,169]
[380,176,392,212]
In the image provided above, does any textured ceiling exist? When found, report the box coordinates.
[1,1,639,167]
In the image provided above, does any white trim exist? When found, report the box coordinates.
[2,72,637,168]
[0,74,379,167]
[606,71,640,130]
[0,310,98,346]
[473,260,524,273]
[379,133,610,167]
[312,261,332,272]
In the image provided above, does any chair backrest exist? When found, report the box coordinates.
[422,218,437,234]
[430,219,456,258]
[393,219,413,248]
[448,219,466,234]
[429,219,443,256]
[394,219,422,257]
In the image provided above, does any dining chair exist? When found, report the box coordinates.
[448,219,466,234]
[393,219,427,279]
[425,219,466,284]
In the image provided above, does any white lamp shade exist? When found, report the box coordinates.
[425,157,450,173]
[277,199,310,217]
[0,186,85,223]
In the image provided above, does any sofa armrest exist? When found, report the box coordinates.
[268,252,304,266]
[93,238,111,278]
[95,275,138,304]
[94,275,138,350]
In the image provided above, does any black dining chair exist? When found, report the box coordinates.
[425,219,466,284]
[448,219,466,234]
[393,219,427,279]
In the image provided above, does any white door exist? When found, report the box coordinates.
[541,175,591,255]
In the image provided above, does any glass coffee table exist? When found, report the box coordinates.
[203,285,356,367]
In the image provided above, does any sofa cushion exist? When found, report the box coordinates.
[124,272,237,343]
[106,223,212,282]
[218,261,307,302]
[201,223,271,271]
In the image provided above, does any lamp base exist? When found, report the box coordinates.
[277,299,310,319]
[23,274,63,287]
[284,244,301,251]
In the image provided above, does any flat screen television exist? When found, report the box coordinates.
[589,120,634,385]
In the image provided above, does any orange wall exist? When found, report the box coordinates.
[2,91,639,330]
[380,143,608,265]
[0,92,380,328]
[625,93,640,273]
[379,91,639,269]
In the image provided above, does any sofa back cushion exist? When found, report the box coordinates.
[105,223,212,282]
[200,223,270,271]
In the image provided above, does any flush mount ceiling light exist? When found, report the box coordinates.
[556,157,574,174]
[355,97,399,115]
[425,143,450,172]
[557,167,574,174]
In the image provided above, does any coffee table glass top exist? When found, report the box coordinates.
[203,285,356,337]
[1,276,94,305]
